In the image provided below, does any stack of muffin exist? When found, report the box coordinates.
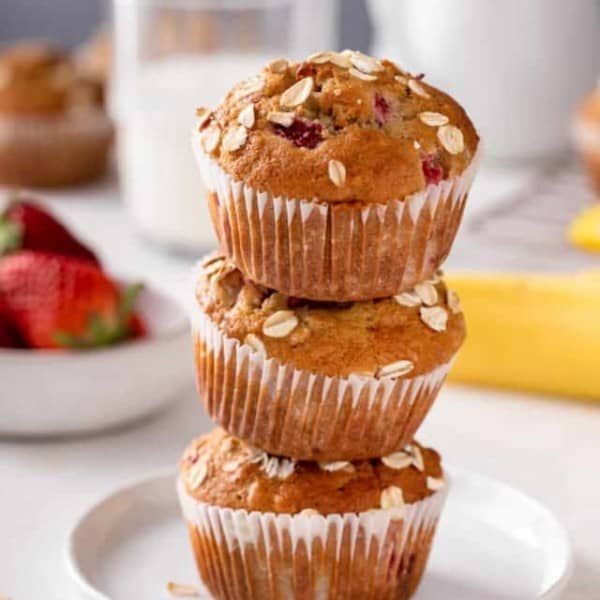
[179,50,479,599]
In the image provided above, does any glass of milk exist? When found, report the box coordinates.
[112,0,338,254]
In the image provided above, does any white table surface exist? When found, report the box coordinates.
[1,165,599,600]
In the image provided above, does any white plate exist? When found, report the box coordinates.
[0,282,192,437]
[66,467,572,600]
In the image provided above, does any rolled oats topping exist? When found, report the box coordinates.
[222,460,241,473]
[299,508,320,516]
[195,49,478,203]
[186,461,207,489]
[394,291,422,307]
[420,306,449,332]
[199,122,221,153]
[414,282,438,306]
[181,430,445,515]
[233,75,264,100]
[221,124,248,152]
[244,333,266,355]
[195,107,211,129]
[262,456,296,479]
[267,111,295,127]
[381,450,414,470]
[408,444,425,471]
[380,485,406,513]
[377,359,414,379]
[197,254,465,381]
[348,67,378,82]
[426,476,445,492]
[408,78,431,99]
[328,159,346,187]
[418,112,449,127]
[347,50,384,74]
[318,461,352,472]
[280,76,314,107]
[438,124,465,154]
[447,290,462,314]
[262,310,299,338]
[166,581,200,597]
[268,58,289,73]
[237,104,255,128]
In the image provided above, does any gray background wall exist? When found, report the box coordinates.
[0,0,371,50]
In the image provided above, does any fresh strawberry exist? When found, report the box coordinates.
[0,297,24,348]
[0,251,142,349]
[0,200,99,264]
[127,313,147,339]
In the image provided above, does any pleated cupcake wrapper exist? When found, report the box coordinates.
[0,109,113,186]
[193,141,481,301]
[0,109,113,144]
[192,307,453,461]
[178,477,448,600]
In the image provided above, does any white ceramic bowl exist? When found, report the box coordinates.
[0,281,192,437]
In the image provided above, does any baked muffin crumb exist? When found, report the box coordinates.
[180,429,444,515]
[195,253,465,378]
[193,49,479,203]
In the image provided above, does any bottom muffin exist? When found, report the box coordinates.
[178,429,448,600]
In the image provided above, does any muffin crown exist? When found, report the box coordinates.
[180,429,444,515]
[194,50,479,203]
[0,42,103,115]
[196,254,465,378]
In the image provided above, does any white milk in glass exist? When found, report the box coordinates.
[118,54,269,252]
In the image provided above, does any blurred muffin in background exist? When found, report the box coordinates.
[573,84,600,195]
[0,42,113,188]
[75,27,112,96]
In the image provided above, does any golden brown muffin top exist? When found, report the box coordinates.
[180,428,444,515]
[193,50,479,204]
[0,42,104,115]
[195,254,465,378]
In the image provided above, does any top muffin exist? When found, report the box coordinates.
[194,50,479,203]
[0,43,104,115]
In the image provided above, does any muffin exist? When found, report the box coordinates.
[178,428,447,600]
[75,27,112,91]
[192,49,480,301]
[0,42,113,187]
[573,85,600,195]
[192,253,465,460]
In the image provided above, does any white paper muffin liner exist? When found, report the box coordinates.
[193,140,480,301]
[0,109,113,187]
[192,307,453,461]
[178,477,448,600]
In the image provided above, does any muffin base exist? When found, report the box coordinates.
[194,143,480,301]
[178,477,447,600]
[0,110,113,187]
[192,308,453,461]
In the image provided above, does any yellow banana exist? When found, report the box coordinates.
[447,270,600,400]
[568,203,600,252]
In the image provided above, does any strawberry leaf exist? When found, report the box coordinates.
[0,217,23,256]
[53,283,144,349]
